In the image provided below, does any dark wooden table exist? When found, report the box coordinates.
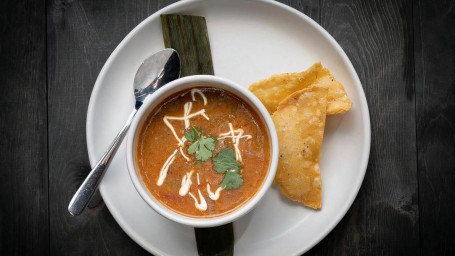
[1,0,454,255]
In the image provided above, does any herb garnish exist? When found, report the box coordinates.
[213,148,241,173]
[213,148,243,189]
[184,126,201,142]
[185,127,216,162]
[184,129,243,189]
[220,171,243,190]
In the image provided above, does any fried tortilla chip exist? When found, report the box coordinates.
[272,86,328,209]
[249,62,351,115]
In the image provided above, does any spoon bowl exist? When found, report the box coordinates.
[68,48,180,216]
[134,49,180,104]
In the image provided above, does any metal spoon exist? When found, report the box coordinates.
[68,49,180,216]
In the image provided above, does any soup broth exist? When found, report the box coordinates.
[136,87,270,218]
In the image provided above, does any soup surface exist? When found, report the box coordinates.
[136,87,270,218]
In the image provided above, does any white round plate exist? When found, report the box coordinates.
[86,0,371,255]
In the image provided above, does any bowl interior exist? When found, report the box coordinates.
[127,75,278,227]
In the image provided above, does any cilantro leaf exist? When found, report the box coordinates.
[213,148,242,173]
[184,129,197,142]
[220,171,243,189]
[187,140,200,154]
[204,136,216,151]
[187,135,216,162]
[184,126,201,142]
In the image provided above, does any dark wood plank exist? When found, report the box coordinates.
[277,0,320,23]
[306,0,419,255]
[415,0,455,255]
[46,0,173,255]
[0,0,49,255]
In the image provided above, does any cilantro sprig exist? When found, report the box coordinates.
[213,148,243,189]
[213,148,241,173]
[184,128,243,189]
[184,126,201,142]
[220,171,243,190]
[184,127,216,162]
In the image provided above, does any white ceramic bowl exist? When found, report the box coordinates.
[126,75,279,227]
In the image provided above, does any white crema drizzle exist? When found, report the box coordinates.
[207,184,223,200]
[218,122,252,162]
[179,170,193,196]
[191,88,207,105]
[188,190,207,211]
[183,102,192,128]
[163,110,209,146]
[178,137,191,161]
[157,149,178,186]
[156,89,215,213]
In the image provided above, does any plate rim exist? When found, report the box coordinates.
[86,0,371,255]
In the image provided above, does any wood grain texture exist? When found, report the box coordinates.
[277,0,320,24]
[46,0,172,255]
[415,0,455,255]
[0,0,49,255]
[306,0,420,255]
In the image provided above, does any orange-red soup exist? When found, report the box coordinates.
[136,87,270,218]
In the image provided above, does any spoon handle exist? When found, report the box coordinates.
[68,108,137,216]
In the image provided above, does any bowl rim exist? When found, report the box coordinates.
[126,74,279,227]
